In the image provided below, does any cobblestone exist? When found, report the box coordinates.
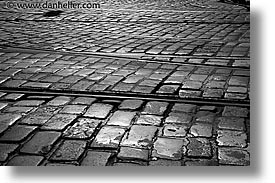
[20,131,61,154]
[91,126,125,149]
[81,151,112,166]
[121,125,158,149]
[0,0,250,166]
[50,140,86,161]
[84,103,113,119]
[0,125,37,142]
[152,137,188,160]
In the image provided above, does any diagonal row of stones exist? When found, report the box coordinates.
[0,20,250,58]
[0,51,250,101]
[0,91,250,166]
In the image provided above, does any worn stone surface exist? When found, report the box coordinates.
[149,159,181,166]
[217,117,246,131]
[119,100,143,110]
[91,126,125,149]
[0,113,22,134]
[152,137,188,160]
[187,138,212,158]
[135,115,162,126]
[142,101,169,115]
[190,123,213,137]
[7,155,44,166]
[162,124,188,137]
[50,140,86,161]
[165,112,193,124]
[121,125,158,149]
[63,118,101,139]
[0,143,18,162]
[84,103,113,119]
[0,125,37,142]
[81,151,112,166]
[60,105,87,114]
[20,131,61,154]
[41,114,77,131]
[118,147,149,161]
[217,130,247,148]
[107,111,136,127]
[218,148,249,166]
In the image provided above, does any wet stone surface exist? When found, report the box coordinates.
[0,0,250,166]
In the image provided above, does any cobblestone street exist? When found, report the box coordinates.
[0,0,250,166]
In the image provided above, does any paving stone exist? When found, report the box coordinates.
[187,138,212,158]
[118,147,149,161]
[162,123,189,137]
[200,106,217,111]
[227,86,248,93]
[50,140,86,161]
[47,96,72,106]
[139,79,160,86]
[7,155,44,166]
[217,130,247,148]
[156,85,179,94]
[217,117,246,131]
[81,151,112,166]
[229,76,249,86]
[182,81,203,89]
[112,83,134,92]
[84,103,113,119]
[22,82,51,88]
[20,113,53,125]
[14,100,44,106]
[149,159,181,166]
[20,131,61,154]
[121,125,158,149]
[135,115,162,126]
[60,105,87,114]
[165,112,193,124]
[206,81,226,89]
[172,103,197,113]
[195,111,216,123]
[179,90,202,98]
[222,106,249,117]
[189,74,208,81]
[218,148,249,166]
[3,93,24,100]
[0,103,8,111]
[118,99,143,110]
[100,75,123,85]
[185,159,218,166]
[2,79,26,88]
[0,113,22,134]
[152,137,188,160]
[63,118,101,139]
[224,93,248,100]
[203,89,224,98]
[190,123,213,137]
[107,111,136,127]
[142,101,169,115]
[4,106,35,114]
[91,126,125,149]
[0,125,37,142]
[71,97,96,105]
[131,86,154,93]
[0,143,18,162]
[41,114,77,131]
[112,162,145,166]
[123,75,144,84]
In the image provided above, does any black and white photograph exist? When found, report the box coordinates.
[0,0,251,167]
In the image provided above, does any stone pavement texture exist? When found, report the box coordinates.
[0,0,250,166]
